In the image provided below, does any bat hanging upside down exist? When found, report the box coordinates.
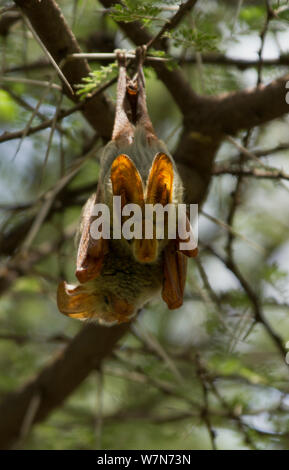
[57,47,197,325]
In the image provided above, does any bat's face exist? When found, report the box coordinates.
[57,281,135,325]
[57,243,164,325]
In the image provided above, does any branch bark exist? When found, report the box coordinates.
[9,0,289,204]
[178,53,289,69]
[212,74,289,134]
[99,0,198,115]
[13,0,114,139]
[0,11,20,36]
[98,0,289,207]
[2,0,289,450]
[0,322,129,449]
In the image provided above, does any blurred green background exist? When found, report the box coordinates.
[1,0,289,450]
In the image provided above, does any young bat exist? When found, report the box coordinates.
[57,48,197,325]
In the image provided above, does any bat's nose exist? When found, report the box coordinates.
[112,298,135,323]
[133,238,157,263]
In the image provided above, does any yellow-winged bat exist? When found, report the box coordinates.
[57,48,197,325]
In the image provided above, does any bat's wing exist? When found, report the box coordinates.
[144,152,196,306]
[57,281,96,319]
[57,281,135,324]
[162,241,187,309]
[75,187,109,283]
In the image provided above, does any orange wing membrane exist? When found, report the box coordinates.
[57,281,96,319]
[75,190,109,283]
[162,241,187,309]
[110,154,144,207]
[146,153,174,205]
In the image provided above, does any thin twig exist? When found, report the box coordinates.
[132,322,184,384]
[213,165,289,181]
[146,0,198,50]
[203,244,288,360]
[201,210,265,254]
[0,75,116,144]
[257,1,273,85]
[21,14,74,94]
[16,392,41,448]
[1,85,67,136]
[12,77,55,160]
[0,75,61,90]
[41,91,63,178]
[0,4,17,15]
[20,142,100,253]
[226,134,289,193]
[195,353,217,450]
[95,368,103,450]
[67,52,169,62]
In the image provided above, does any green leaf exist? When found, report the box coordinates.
[109,0,162,25]
[75,61,118,98]
[165,27,219,52]
[240,6,265,23]
[0,89,17,122]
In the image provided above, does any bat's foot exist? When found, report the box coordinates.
[135,45,147,66]
[115,48,127,67]
[135,45,147,89]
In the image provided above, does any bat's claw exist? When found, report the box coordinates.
[115,48,127,67]
[135,45,147,67]
[135,45,147,88]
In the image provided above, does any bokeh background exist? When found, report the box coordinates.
[1,0,289,450]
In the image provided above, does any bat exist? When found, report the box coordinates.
[57,47,197,325]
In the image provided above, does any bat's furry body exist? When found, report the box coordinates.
[58,239,163,325]
[57,50,196,325]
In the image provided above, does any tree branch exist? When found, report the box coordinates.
[99,0,198,115]
[2,0,289,450]
[146,0,197,49]
[178,53,289,69]
[213,165,289,181]
[0,10,20,37]
[97,1,289,208]
[212,74,289,134]
[0,322,129,449]
[13,0,114,139]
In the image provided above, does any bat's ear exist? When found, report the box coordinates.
[75,192,109,284]
[57,281,96,319]
[134,153,173,263]
[111,154,144,206]
[162,241,187,309]
[146,153,174,205]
